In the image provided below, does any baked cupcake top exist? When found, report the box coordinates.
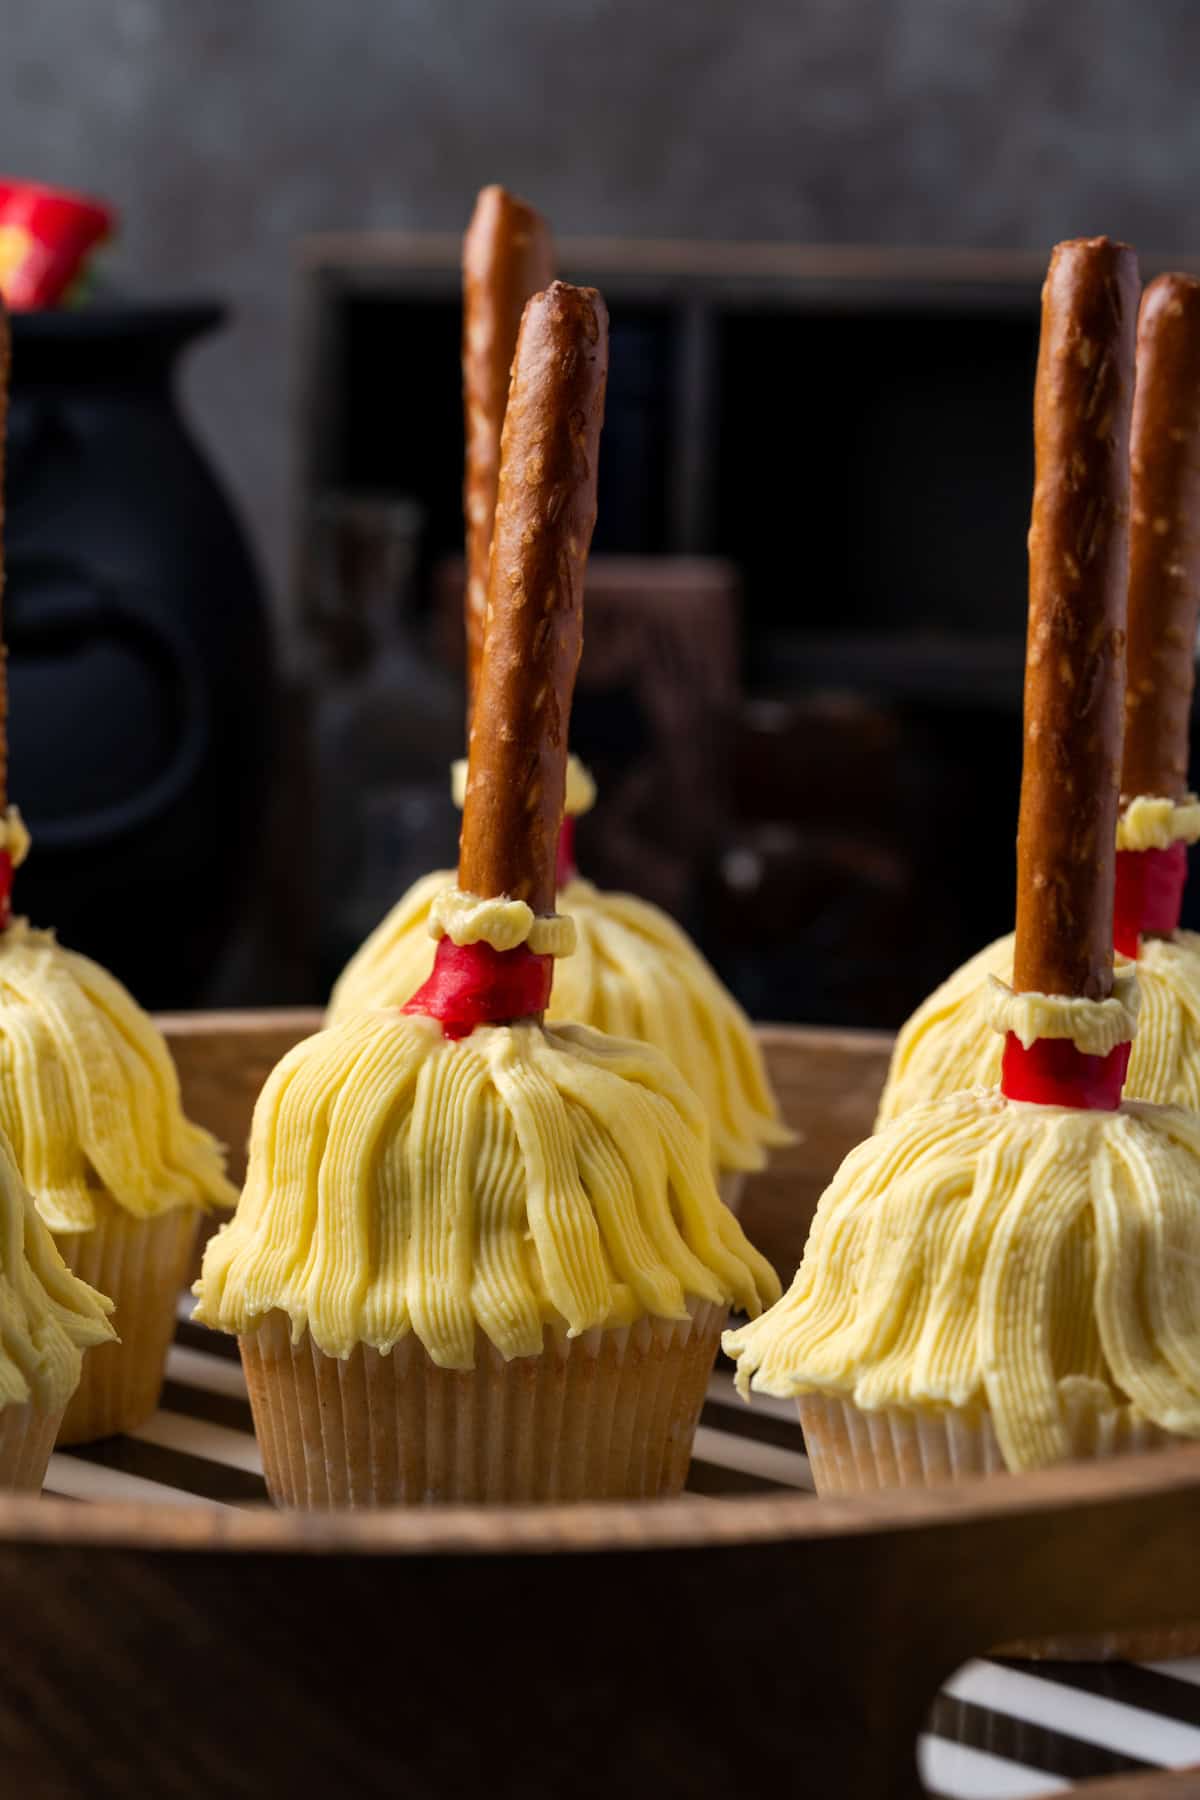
[0,1126,114,1414]
[0,920,236,1232]
[195,1009,779,1367]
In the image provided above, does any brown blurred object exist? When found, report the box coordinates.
[435,554,740,915]
[711,695,921,1026]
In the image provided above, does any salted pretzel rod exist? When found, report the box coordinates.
[462,186,555,717]
[1014,237,1139,1000]
[0,304,9,814]
[1122,273,1200,802]
[458,282,608,916]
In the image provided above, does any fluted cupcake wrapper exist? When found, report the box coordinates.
[798,1393,1195,1660]
[55,1197,199,1444]
[240,1301,727,1508]
[0,1400,62,1492]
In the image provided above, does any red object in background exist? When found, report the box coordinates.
[0,850,12,931]
[1113,842,1188,958]
[0,181,114,309]
[402,936,553,1039]
[1000,1032,1131,1111]
[555,817,578,887]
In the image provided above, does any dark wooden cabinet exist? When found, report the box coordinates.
[294,238,1200,1024]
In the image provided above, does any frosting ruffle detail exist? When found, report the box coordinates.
[987,968,1140,1056]
[0,807,31,868]
[429,887,576,958]
[1117,793,1200,852]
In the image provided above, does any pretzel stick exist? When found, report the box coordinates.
[1014,237,1139,1000]
[462,186,555,719]
[458,282,608,914]
[1122,273,1200,802]
[0,304,10,814]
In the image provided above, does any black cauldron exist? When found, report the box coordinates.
[5,302,275,1006]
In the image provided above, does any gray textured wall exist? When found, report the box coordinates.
[5,0,1199,605]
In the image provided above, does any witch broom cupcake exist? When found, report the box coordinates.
[196,281,779,1507]
[877,271,1200,1126]
[0,1131,113,1490]
[0,304,236,1445]
[726,238,1200,1656]
[329,184,790,1206]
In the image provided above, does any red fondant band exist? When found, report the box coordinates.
[555,817,578,888]
[1113,842,1187,958]
[1000,1032,1131,1110]
[402,936,553,1039]
[0,850,13,932]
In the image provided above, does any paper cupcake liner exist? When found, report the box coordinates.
[797,1392,1196,1660]
[55,1197,199,1444]
[240,1300,727,1508]
[0,1400,62,1492]
[718,1171,746,1217]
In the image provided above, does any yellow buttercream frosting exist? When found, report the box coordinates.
[195,1009,780,1367]
[0,1128,114,1414]
[429,886,576,958]
[0,807,30,868]
[451,752,597,818]
[329,875,791,1173]
[1117,793,1200,851]
[988,968,1140,1054]
[723,1087,1200,1471]
[878,933,1200,1126]
[0,920,237,1233]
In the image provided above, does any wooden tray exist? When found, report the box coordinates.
[5,1012,1199,1800]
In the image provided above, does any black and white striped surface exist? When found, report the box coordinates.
[43,1296,1200,1800]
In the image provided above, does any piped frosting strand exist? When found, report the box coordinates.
[723,1088,1200,1471]
[0,1128,113,1414]
[0,921,236,1232]
[196,1010,780,1368]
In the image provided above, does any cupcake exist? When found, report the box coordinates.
[0,917,237,1442]
[329,185,790,1207]
[878,272,1200,1128]
[197,282,779,1505]
[0,1124,113,1489]
[0,303,235,1444]
[728,238,1200,1658]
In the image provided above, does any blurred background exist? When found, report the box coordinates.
[2,0,1199,1021]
